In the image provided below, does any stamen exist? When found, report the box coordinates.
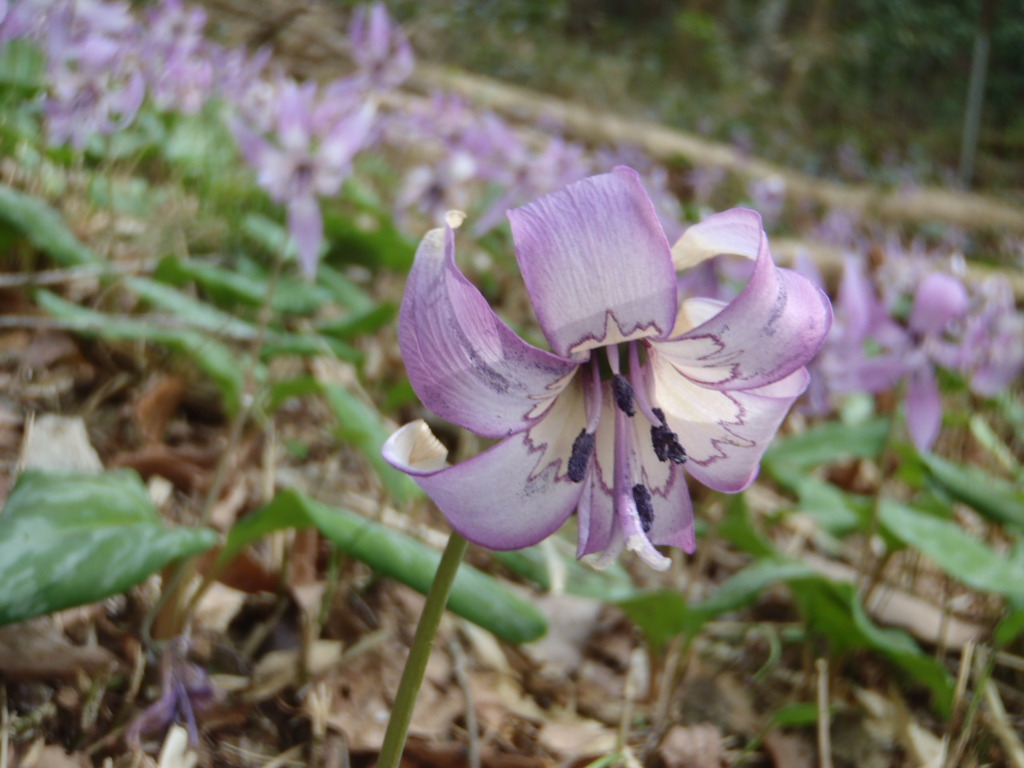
[567,428,594,482]
[650,407,687,465]
[632,484,654,533]
[612,374,635,416]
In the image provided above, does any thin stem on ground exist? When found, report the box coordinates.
[377,531,469,768]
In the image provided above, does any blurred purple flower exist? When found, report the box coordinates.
[349,1,413,91]
[231,77,375,277]
[816,255,970,451]
[745,175,786,228]
[127,638,217,748]
[142,0,214,115]
[384,168,832,569]
[960,278,1024,397]
[43,0,145,148]
[899,272,969,451]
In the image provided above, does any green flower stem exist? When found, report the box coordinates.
[377,530,469,768]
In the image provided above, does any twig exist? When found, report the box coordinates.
[945,641,984,768]
[450,637,480,768]
[816,658,834,768]
[982,668,1024,768]
[1,686,8,768]
[0,260,156,287]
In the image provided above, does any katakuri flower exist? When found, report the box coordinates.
[383,167,832,570]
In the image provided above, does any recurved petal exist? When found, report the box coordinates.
[287,195,323,279]
[906,365,942,453]
[658,213,832,390]
[382,416,585,550]
[650,353,810,492]
[400,227,579,438]
[507,166,678,357]
[670,207,765,271]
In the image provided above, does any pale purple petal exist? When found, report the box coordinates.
[399,227,580,438]
[906,365,943,452]
[382,417,585,550]
[508,166,678,356]
[671,207,764,271]
[275,79,315,154]
[287,194,323,279]
[645,464,695,553]
[909,273,968,336]
[655,224,832,390]
[575,471,615,559]
[650,352,810,492]
[230,117,272,175]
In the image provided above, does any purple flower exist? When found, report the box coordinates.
[142,0,214,115]
[348,1,413,91]
[383,168,832,569]
[42,0,145,148]
[127,638,217,747]
[231,77,375,277]
[960,278,1024,398]
[900,272,968,451]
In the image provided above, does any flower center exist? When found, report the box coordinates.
[566,341,688,539]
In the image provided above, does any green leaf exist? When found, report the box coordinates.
[789,578,953,716]
[491,537,637,602]
[316,303,396,340]
[154,255,333,315]
[125,276,258,340]
[0,38,45,91]
[763,418,890,473]
[126,277,360,362]
[220,489,546,643]
[616,590,695,649]
[718,493,775,557]
[878,499,1024,600]
[918,453,1024,531]
[769,702,821,727]
[617,558,818,648]
[321,383,419,505]
[791,476,870,535]
[0,470,216,625]
[36,290,244,414]
[0,183,99,265]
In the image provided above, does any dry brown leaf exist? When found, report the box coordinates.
[246,640,344,702]
[678,668,760,738]
[0,619,117,679]
[658,723,727,768]
[321,654,393,751]
[763,730,815,768]
[133,374,187,445]
[20,413,103,472]
[538,718,616,757]
[18,742,91,768]
[521,593,603,678]
[111,444,213,494]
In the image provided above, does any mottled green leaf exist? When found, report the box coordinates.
[0,183,99,265]
[36,290,244,413]
[764,418,890,473]
[919,453,1024,530]
[219,489,546,643]
[321,383,419,505]
[878,499,1024,600]
[0,470,216,625]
